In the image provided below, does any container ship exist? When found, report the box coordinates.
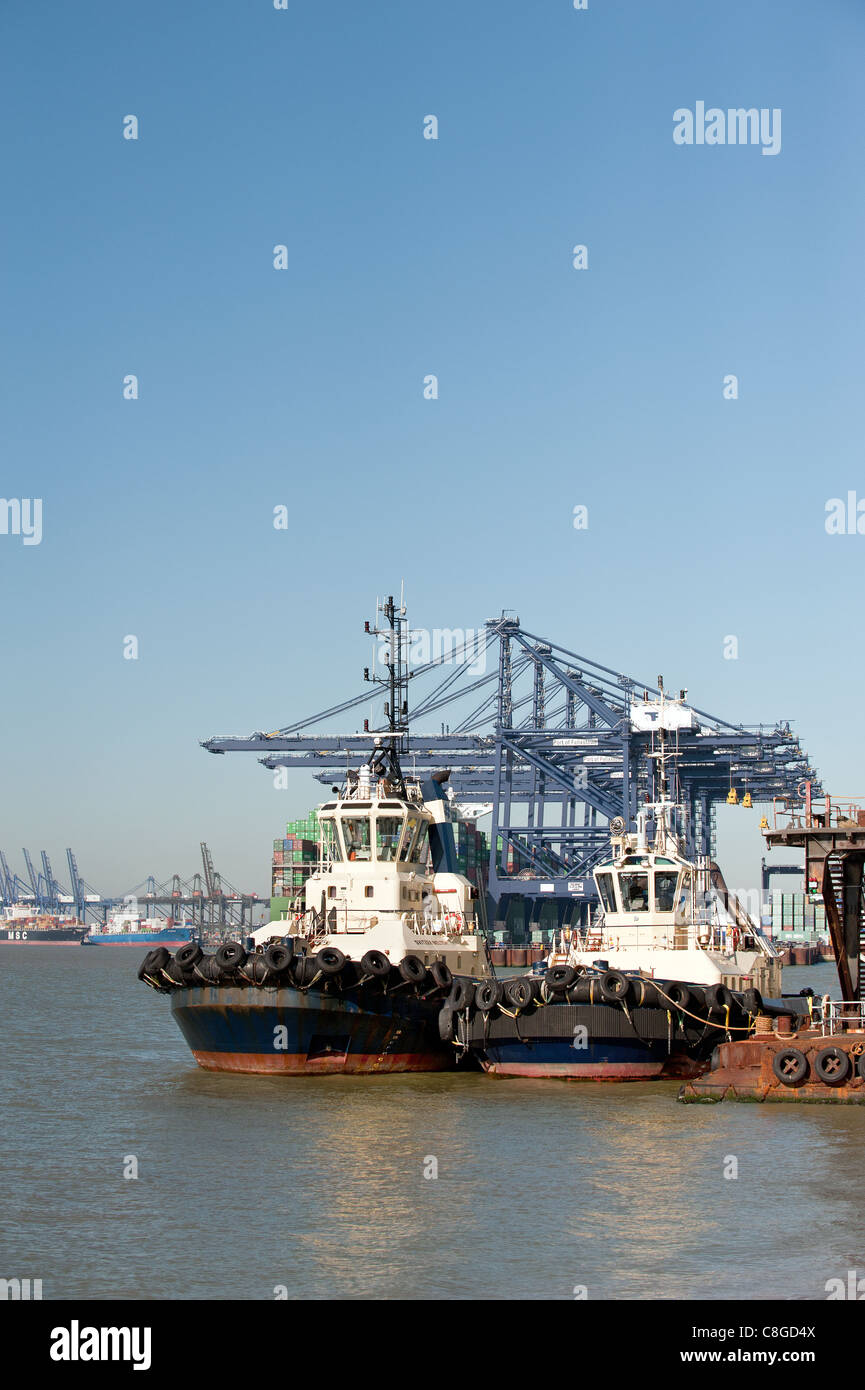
[1,903,87,944]
[85,908,194,947]
[139,748,492,1074]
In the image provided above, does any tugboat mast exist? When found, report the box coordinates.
[364,591,410,795]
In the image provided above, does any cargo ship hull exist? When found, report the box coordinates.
[83,928,194,947]
[1,926,87,945]
[170,983,456,1075]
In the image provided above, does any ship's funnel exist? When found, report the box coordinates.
[422,775,458,874]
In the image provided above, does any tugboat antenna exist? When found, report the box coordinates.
[363,592,410,794]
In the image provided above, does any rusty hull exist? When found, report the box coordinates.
[679,1029,865,1103]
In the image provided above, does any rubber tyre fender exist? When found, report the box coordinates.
[475,978,503,1012]
[429,959,453,991]
[317,947,346,976]
[704,983,734,1013]
[814,1046,851,1085]
[292,955,321,988]
[138,947,170,981]
[263,942,293,975]
[162,957,189,987]
[398,954,428,986]
[174,941,203,971]
[360,950,391,979]
[449,976,475,1011]
[215,941,246,972]
[503,977,536,1010]
[545,965,577,994]
[856,1051,865,1082]
[741,988,764,1016]
[664,981,691,1011]
[243,955,270,985]
[599,969,630,1004]
[772,1046,809,1086]
[194,954,222,983]
[438,1006,455,1043]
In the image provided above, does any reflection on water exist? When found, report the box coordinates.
[1,952,861,1300]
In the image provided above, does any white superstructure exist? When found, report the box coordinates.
[551,692,781,995]
[251,761,491,979]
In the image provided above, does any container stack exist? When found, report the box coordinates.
[770,890,827,942]
[453,820,490,894]
[270,811,320,920]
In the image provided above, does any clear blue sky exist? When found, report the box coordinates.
[1,0,862,897]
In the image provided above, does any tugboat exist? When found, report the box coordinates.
[139,745,491,1074]
[461,688,778,1080]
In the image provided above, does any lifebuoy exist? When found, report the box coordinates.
[772,1047,808,1086]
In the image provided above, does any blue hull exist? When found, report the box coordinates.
[84,928,194,946]
[169,983,456,1074]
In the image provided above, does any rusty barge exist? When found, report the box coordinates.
[682,785,865,1104]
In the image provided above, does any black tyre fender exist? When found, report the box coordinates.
[429,959,452,991]
[398,954,428,986]
[704,983,734,1012]
[138,947,170,981]
[215,941,246,972]
[438,1006,455,1043]
[194,954,222,983]
[503,977,536,1010]
[316,947,346,976]
[664,981,691,1011]
[263,942,293,975]
[360,950,391,979]
[449,976,475,1011]
[545,965,577,994]
[856,1051,865,1082]
[175,941,203,971]
[814,1046,851,1085]
[599,969,630,1004]
[475,978,503,1012]
[741,988,764,1015]
[772,1047,809,1086]
[162,957,189,987]
[292,955,321,988]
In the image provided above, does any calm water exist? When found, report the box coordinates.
[1,949,862,1301]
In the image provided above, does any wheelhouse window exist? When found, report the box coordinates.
[410,821,429,864]
[676,872,692,915]
[596,872,618,913]
[619,872,649,911]
[654,871,679,913]
[342,816,371,861]
[320,818,342,862]
[399,815,420,861]
[375,816,404,862]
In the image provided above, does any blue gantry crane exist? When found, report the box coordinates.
[201,599,821,933]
